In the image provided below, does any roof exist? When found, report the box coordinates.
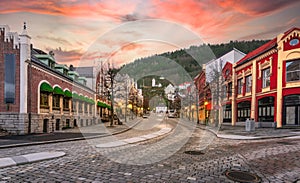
[235,38,277,67]
[75,67,94,78]
[280,27,300,41]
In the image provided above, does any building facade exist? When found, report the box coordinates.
[194,49,245,124]
[0,24,110,134]
[226,27,300,127]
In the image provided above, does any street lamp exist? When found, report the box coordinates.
[204,101,208,125]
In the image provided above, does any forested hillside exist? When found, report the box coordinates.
[119,40,270,85]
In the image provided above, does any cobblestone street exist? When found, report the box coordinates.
[0,115,299,182]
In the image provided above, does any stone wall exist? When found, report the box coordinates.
[0,113,28,135]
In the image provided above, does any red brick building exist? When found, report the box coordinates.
[0,24,108,134]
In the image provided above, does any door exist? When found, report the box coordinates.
[55,119,60,131]
[43,119,48,133]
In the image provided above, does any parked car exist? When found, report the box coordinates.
[143,111,150,118]
[168,109,178,118]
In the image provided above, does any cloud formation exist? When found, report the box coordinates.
[1,0,300,65]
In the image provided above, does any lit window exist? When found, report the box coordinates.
[262,68,270,88]
[286,59,300,82]
[63,98,69,109]
[237,79,243,94]
[53,95,60,109]
[245,75,252,93]
[40,93,49,107]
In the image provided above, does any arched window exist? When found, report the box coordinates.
[40,82,53,109]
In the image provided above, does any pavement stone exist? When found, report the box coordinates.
[0,115,299,182]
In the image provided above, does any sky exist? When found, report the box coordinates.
[0,0,300,67]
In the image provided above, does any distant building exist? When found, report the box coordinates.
[194,48,246,124]
[75,66,97,91]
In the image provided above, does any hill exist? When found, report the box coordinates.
[119,40,270,86]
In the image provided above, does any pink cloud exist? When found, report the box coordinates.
[0,0,136,20]
[46,47,83,65]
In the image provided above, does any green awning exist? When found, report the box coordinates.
[79,95,85,101]
[40,82,53,93]
[89,98,95,104]
[53,86,64,95]
[72,93,80,100]
[97,101,109,108]
[106,104,111,109]
[64,90,72,98]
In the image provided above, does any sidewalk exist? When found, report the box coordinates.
[200,123,300,140]
[0,118,141,149]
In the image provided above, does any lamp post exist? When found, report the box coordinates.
[124,81,128,123]
[204,100,208,125]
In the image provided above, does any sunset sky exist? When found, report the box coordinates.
[1,0,300,66]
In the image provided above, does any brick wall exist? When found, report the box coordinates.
[0,28,21,113]
[28,64,94,113]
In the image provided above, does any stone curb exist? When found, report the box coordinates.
[197,125,300,140]
[0,151,66,168]
[0,119,142,149]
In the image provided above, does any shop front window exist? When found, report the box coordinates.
[283,95,300,126]
[258,97,274,122]
[237,101,251,122]
[286,59,300,82]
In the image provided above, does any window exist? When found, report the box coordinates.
[237,101,251,122]
[237,79,243,94]
[228,82,232,96]
[262,68,270,88]
[53,95,60,109]
[84,103,88,113]
[72,100,77,112]
[245,75,252,93]
[40,93,49,107]
[283,95,300,125]
[63,98,69,110]
[258,97,274,122]
[78,101,83,112]
[222,85,227,99]
[286,59,300,82]
[5,54,16,104]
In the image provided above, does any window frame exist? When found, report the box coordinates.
[237,78,243,95]
[40,92,49,108]
[52,94,61,109]
[286,59,300,82]
[245,75,252,93]
[262,68,270,88]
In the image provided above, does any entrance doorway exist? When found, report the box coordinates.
[43,119,48,133]
[74,119,77,127]
[55,119,60,131]
[283,95,300,126]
